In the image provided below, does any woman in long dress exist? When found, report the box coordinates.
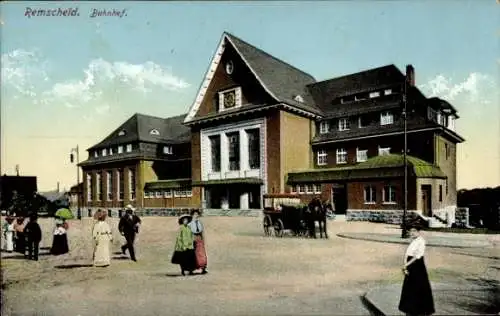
[171,215,196,276]
[92,211,113,267]
[398,222,435,316]
[50,219,69,255]
[3,216,15,252]
[188,210,208,274]
[13,217,26,254]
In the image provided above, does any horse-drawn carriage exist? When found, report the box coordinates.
[262,194,329,238]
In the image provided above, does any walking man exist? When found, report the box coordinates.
[118,205,141,262]
[188,209,208,274]
[24,213,42,261]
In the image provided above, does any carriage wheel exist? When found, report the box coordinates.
[274,219,284,237]
[263,215,273,236]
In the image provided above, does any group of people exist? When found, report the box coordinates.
[2,214,43,260]
[171,209,208,275]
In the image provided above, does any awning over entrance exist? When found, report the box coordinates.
[144,178,191,190]
[287,154,446,184]
[192,177,263,186]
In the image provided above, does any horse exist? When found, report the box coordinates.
[306,198,328,239]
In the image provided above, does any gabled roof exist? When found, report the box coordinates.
[307,64,405,111]
[184,32,321,124]
[88,113,189,151]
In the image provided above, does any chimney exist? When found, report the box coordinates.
[57,182,60,192]
[406,64,415,86]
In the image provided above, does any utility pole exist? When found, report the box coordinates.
[401,65,411,239]
[70,146,81,220]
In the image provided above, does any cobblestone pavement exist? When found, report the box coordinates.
[1,218,495,316]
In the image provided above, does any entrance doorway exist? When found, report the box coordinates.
[421,185,432,217]
[331,184,347,215]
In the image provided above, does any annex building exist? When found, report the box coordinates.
[81,32,464,224]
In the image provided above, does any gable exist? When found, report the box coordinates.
[184,32,321,125]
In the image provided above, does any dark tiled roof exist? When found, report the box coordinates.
[88,113,190,151]
[307,65,405,111]
[78,152,190,167]
[322,95,402,118]
[225,32,322,115]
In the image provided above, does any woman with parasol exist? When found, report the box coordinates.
[50,208,72,256]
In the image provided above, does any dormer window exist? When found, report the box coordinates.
[118,146,123,154]
[118,130,126,136]
[294,95,304,103]
[94,151,98,158]
[380,111,394,125]
[163,146,173,155]
[319,121,329,134]
[384,89,392,95]
[150,129,160,136]
[338,118,350,131]
[218,87,242,112]
[109,148,113,155]
[126,144,132,153]
[369,91,380,98]
[102,149,107,157]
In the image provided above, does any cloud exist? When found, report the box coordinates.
[419,72,495,105]
[42,58,190,108]
[1,48,50,98]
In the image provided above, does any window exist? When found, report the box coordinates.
[118,146,123,154]
[338,118,350,131]
[155,191,162,198]
[427,107,438,122]
[126,144,132,153]
[117,169,124,200]
[369,91,380,98]
[94,151,98,158]
[227,132,240,171]
[439,185,443,202]
[109,148,113,155]
[298,184,305,194]
[445,179,449,195]
[290,185,296,193]
[336,148,347,164]
[378,147,391,156]
[102,149,107,157]
[294,95,304,103]
[163,146,173,155]
[106,171,113,201]
[96,173,102,201]
[319,121,329,134]
[306,184,314,194]
[364,186,376,203]
[380,111,394,125]
[383,185,396,203]
[358,116,368,128]
[354,95,366,101]
[445,143,450,159]
[185,188,193,197]
[247,129,260,169]
[129,169,135,200]
[164,190,173,198]
[118,130,126,136]
[384,89,392,95]
[150,129,160,136]
[209,135,221,172]
[86,174,92,201]
[356,148,368,162]
[314,184,322,194]
[317,149,328,166]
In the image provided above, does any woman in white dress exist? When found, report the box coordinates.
[399,222,435,316]
[3,216,15,252]
[92,211,113,267]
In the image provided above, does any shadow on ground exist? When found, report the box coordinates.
[112,256,130,260]
[2,253,51,260]
[459,277,500,315]
[54,264,93,269]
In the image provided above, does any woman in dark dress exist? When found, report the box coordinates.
[398,222,435,316]
[171,215,196,276]
[50,219,69,255]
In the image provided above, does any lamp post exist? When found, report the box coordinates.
[70,146,81,220]
[401,66,410,239]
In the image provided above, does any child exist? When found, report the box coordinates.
[24,214,42,260]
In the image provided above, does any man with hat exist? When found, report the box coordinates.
[118,204,141,262]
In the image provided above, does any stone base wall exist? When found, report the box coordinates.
[71,207,260,218]
[346,209,421,225]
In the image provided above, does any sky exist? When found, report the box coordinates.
[0,1,498,192]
